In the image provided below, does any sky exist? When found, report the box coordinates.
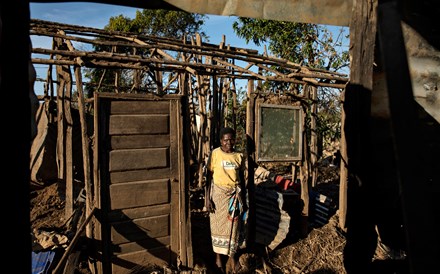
[29,2,267,95]
[29,2,349,95]
[29,2,263,51]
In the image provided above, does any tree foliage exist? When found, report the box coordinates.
[84,10,207,95]
[106,9,207,38]
[232,18,349,71]
[232,17,349,154]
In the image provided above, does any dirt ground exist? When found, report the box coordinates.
[30,163,407,274]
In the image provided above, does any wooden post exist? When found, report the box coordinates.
[211,74,218,148]
[73,65,93,240]
[300,91,310,237]
[339,0,376,231]
[246,80,255,149]
[54,36,75,218]
[310,85,318,188]
[341,0,377,273]
[246,79,256,248]
[63,66,74,219]
[231,79,237,130]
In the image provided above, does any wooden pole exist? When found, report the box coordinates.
[246,79,256,248]
[52,207,96,274]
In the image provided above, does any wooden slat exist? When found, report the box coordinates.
[168,101,179,178]
[111,134,170,149]
[109,148,168,171]
[110,167,172,184]
[178,98,192,266]
[108,204,171,222]
[169,100,179,264]
[111,215,170,244]
[109,115,169,135]
[113,236,170,254]
[110,100,170,114]
[111,247,171,274]
[109,179,170,209]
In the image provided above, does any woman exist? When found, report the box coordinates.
[205,127,248,274]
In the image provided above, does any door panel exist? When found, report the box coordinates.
[93,93,191,273]
[109,148,169,171]
[109,179,170,210]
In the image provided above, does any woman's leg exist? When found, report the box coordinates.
[226,253,242,274]
[216,253,223,267]
[215,253,225,273]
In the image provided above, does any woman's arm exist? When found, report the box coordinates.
[204,169,214,212]
[239,168,248,212]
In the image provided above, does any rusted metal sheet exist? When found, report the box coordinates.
[164,0,352,26]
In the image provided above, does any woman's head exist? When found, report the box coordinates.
[219,127,236,153]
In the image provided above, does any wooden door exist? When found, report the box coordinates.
[92,93,192,273]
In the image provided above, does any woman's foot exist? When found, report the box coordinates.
[232,259,242,274]
[215,262,225,274]
[215,254,225,273]
[226,256,241,274]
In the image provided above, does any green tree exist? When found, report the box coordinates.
[106,9,207,38]
[84,10,207,95]
[232,18,348,71]
[232,18,349,156]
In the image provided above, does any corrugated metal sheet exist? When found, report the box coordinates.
[255,186,291,250]
[310,191,335,226]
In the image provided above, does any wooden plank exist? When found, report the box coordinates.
[111,247,170,274]
[178,98,192,267]
[110,167,172,184]
[111,215,170,244]
[109,148,168,171]
[110,100,170,114]
[169,101,179,177]
[169,100,179,264]
[109,115,169,135]
[113,236,170,254]
[109,179,170,209]
[108,204,171,222]
[111,134,170,149]
[92,93,104,274]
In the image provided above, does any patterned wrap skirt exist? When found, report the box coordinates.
[209,183,248,256]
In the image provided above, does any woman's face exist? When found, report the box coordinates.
[220,133,235,153]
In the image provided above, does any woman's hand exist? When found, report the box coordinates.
[204,179,215,212]
[204,198,215,213]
